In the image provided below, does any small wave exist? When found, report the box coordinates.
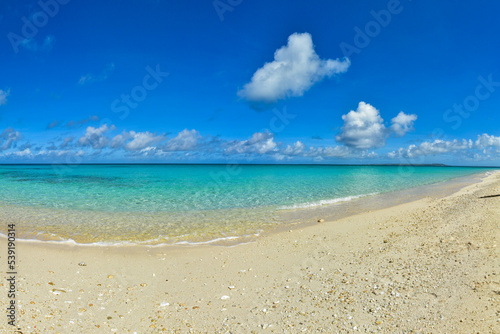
[278,193,378,210]
[171,234,259,247]
[0,232,260,248]
[0,234,134,247]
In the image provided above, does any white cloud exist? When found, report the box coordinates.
[390,111,417,137]
[306,145,351,158]
[16,124,500,163]
[336,103,418,149]
[363,151,378,158]
[282,141,306,156]
[0,148,33,159]
[336,102,387,149]
[78,124,115,149]
[388,139,473,159]
[280,141,352,158]
[0,89,10,106]
[15,148,32,157]
[238,32,350,103]
[224,131,278,154]
[124,131,165,151]
[0,148,87,160]
[138,146,166,157]
[111,131,133,149]
[475,134,500,149]
[161,129,201,151]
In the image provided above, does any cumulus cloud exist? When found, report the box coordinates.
[391,111,417,137]
[475,134,500,149]
[388,138,474,159]
[124,131,165,151]
[1,148,86,160]
[282,141,306,156]
[305,145,351,158]
[224,131,278,155]
[388,134,500,160]
[238,32,350,104]
[111,131,133,149]
[335,103,417,149]
[13,148,33,157]
[78,124,115,149]
[137,146,166,157]
[161,129,201,152]
[21,126,500,163]
[223,135,355,159]
[336,102,387,149]
[0,89,10,106]
[110,129,202,154]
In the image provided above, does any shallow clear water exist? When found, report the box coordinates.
[0,164,495,245]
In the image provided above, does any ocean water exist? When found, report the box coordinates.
[0,164,495,245]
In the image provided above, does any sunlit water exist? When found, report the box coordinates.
[0,164,495,245]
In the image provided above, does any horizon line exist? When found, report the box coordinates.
[0,163,498,168]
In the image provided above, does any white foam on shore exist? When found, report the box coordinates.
[0,234,132,247]
[278,193,378,210]
[170,234,260,247]
[0,232,260,248]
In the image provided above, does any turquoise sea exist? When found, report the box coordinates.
[0,164,496,245]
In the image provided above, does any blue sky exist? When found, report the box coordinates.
[0,0,499,165]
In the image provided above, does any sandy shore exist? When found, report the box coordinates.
[1,171,499,333]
